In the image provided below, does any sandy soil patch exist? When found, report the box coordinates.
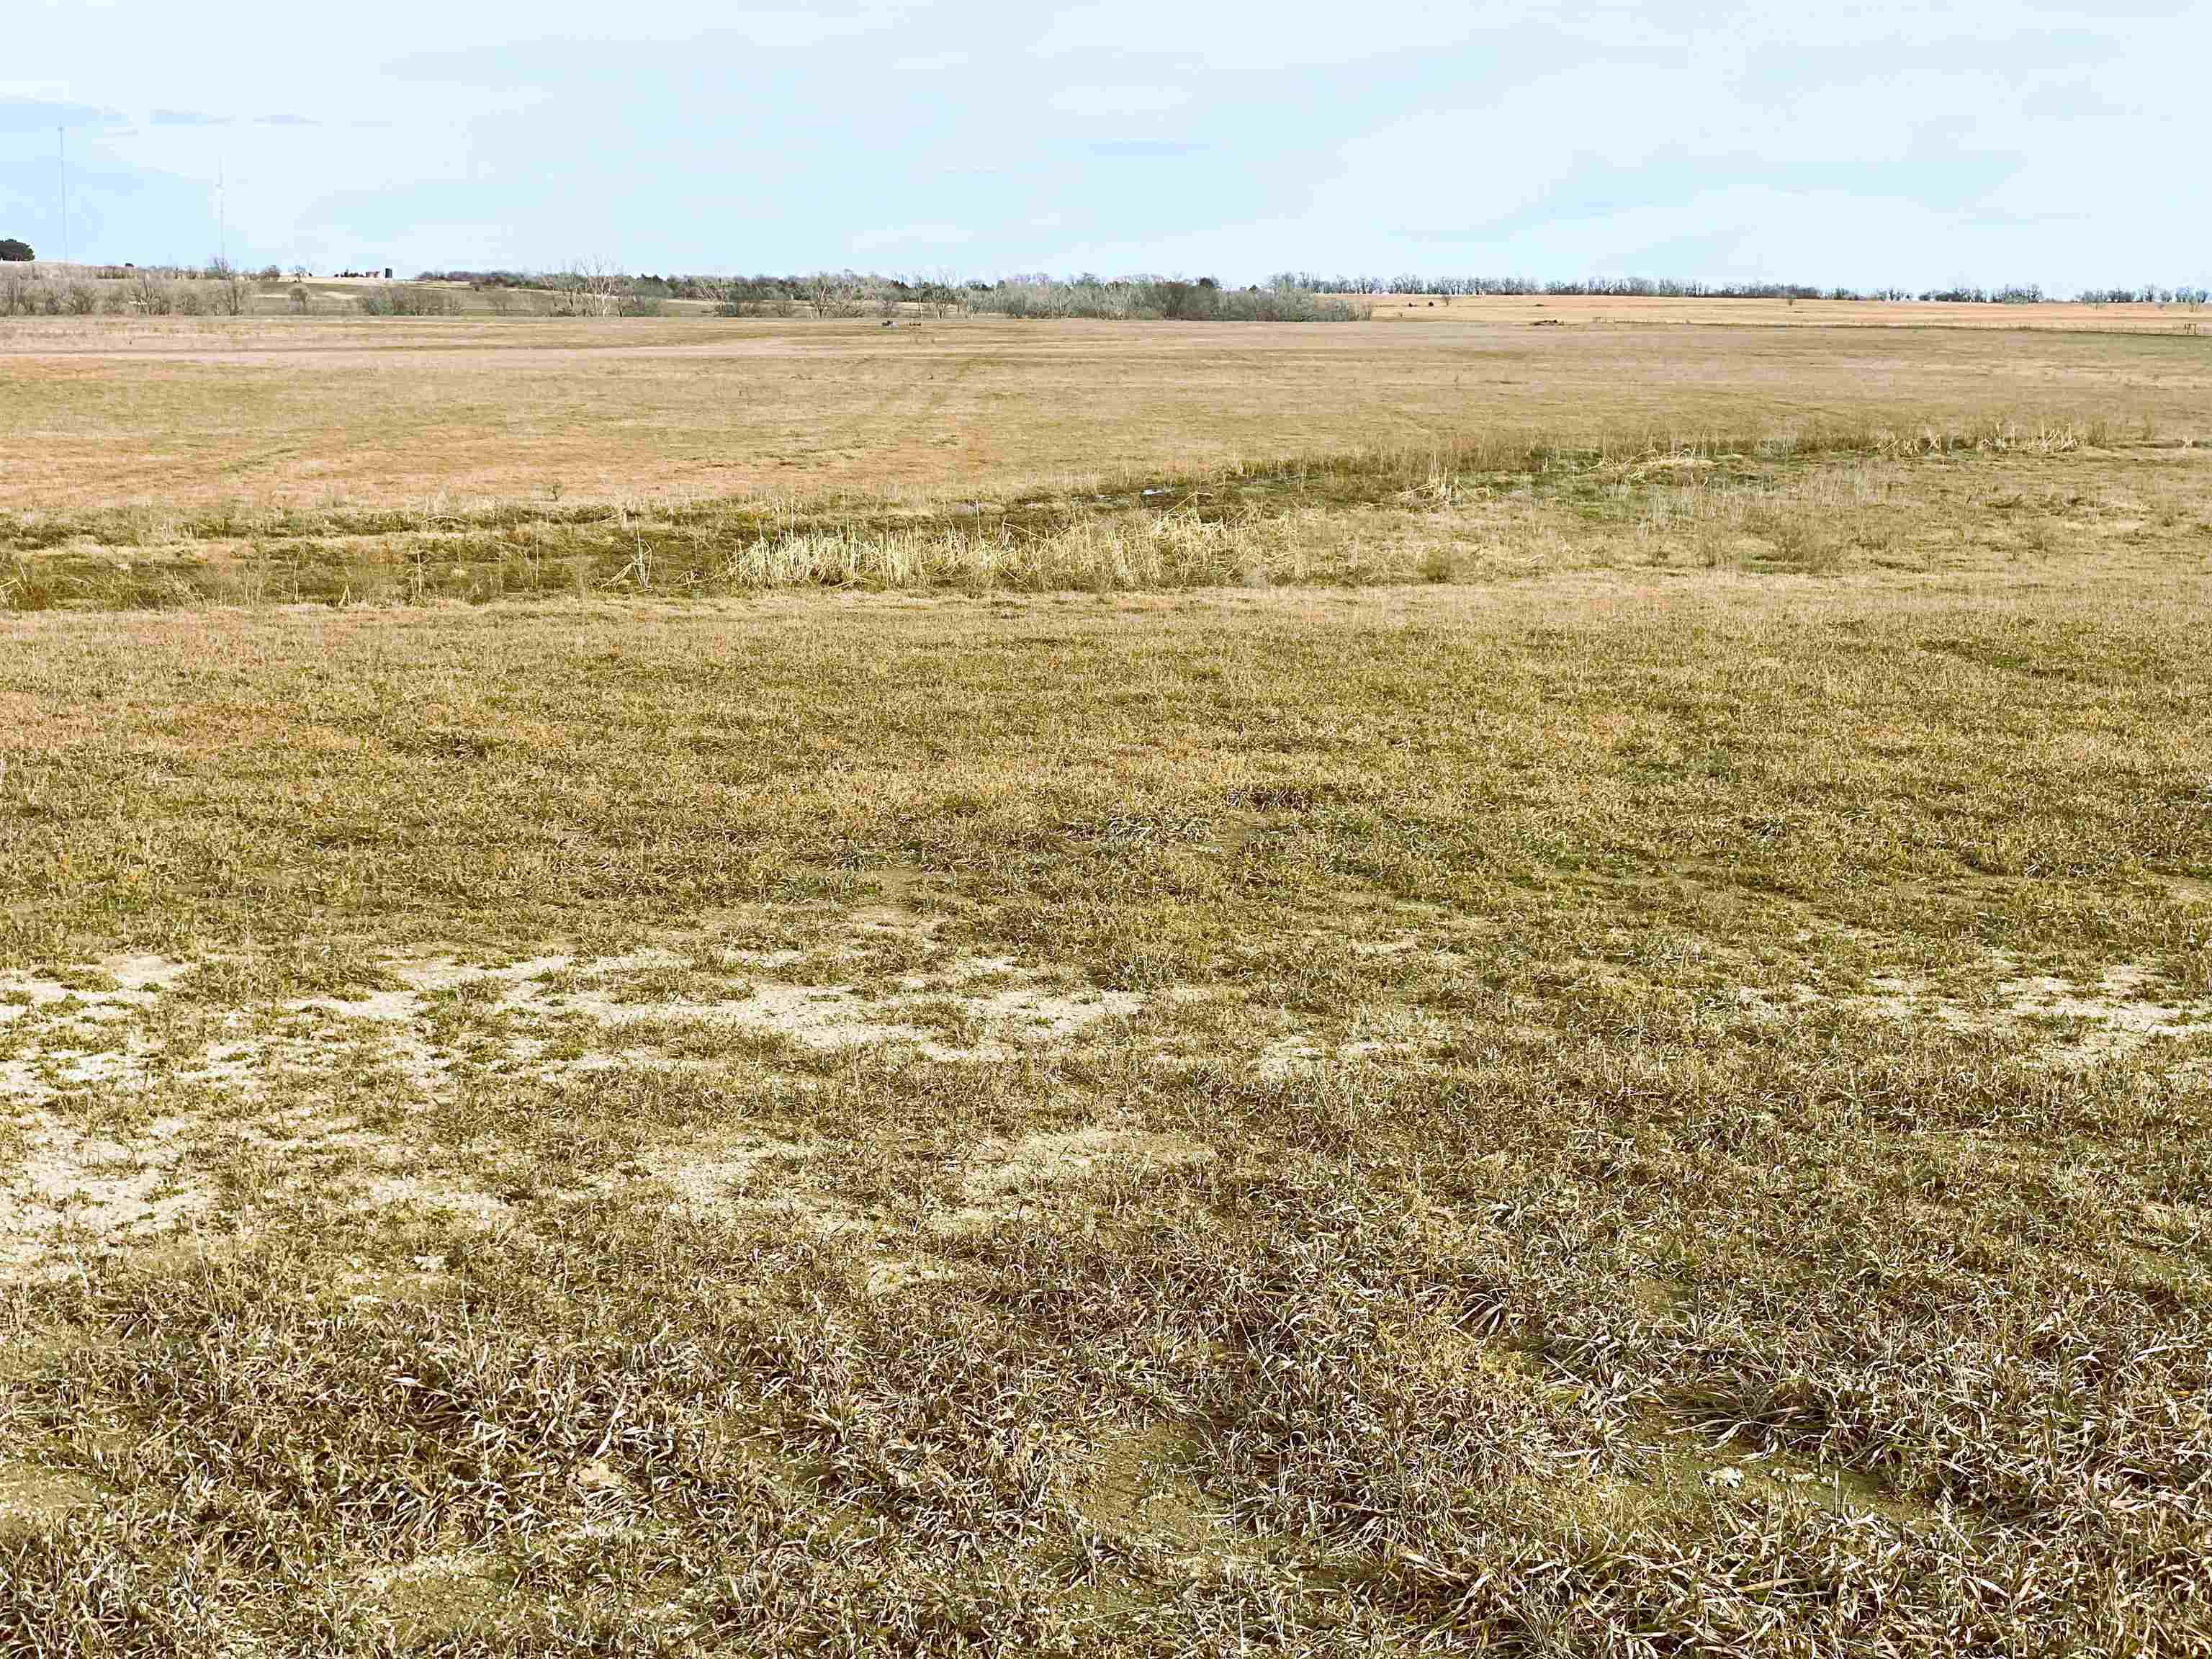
[0,1112,209,1280]
[928,1124,1214,1236]
[0,1462,107,1528]
[1864,958,2212,1057]
[1252,1033,1393,1078]
[0,931,1197,1275]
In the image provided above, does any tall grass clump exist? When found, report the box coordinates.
[698,508,1282,592]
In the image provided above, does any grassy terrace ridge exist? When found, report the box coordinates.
[4,415,2195,610]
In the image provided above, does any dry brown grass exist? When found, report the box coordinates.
[2,310,2205,515]
[2,313,2210,1651]
[4,554,2210,1651]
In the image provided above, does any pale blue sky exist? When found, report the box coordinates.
[4,1,2206,292]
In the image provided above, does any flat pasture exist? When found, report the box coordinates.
[4,308,2208,513]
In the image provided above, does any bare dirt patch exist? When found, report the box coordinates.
[0,931,1215,1277]
[1863,956,2212,1058]
[1073,1419,1228,1558]
[643,1133,823,1212]
[0,1112,209,1280]
[0,1462,107,1530]
[930,1124,1214,1237]
[360,1552,510,1640]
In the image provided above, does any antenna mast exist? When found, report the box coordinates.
[58,127,70,266]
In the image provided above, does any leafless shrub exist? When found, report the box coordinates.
[356,284,459,318]
[711,277,806,318]
[0,276,66,315]
[127,272,175,315]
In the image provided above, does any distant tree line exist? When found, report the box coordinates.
[1270,273,2212,305]
[0,258,261,316]
[2072,286,2212,305]
[410,267,2211,311]
[6,256,2204,321]
[410,269,1365,320]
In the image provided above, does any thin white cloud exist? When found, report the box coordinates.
[893,50,970,74]
[6,0,2203,287]
[1033,0,1548,64]
[1049,84,1191,118]
[852,222,970,252]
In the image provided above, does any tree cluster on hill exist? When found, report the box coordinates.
[0,238,35,263]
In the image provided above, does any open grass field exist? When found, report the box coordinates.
[5,307,2209,515]
[3,309,2211,1653]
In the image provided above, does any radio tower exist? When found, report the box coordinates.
[58,127,70,266]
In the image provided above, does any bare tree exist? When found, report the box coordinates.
[920,268,963,318]
[565,258,628,318]
[207,258,249,317]
[802,272,869,318]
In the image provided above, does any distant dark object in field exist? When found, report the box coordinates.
[1531,318,1565,327]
